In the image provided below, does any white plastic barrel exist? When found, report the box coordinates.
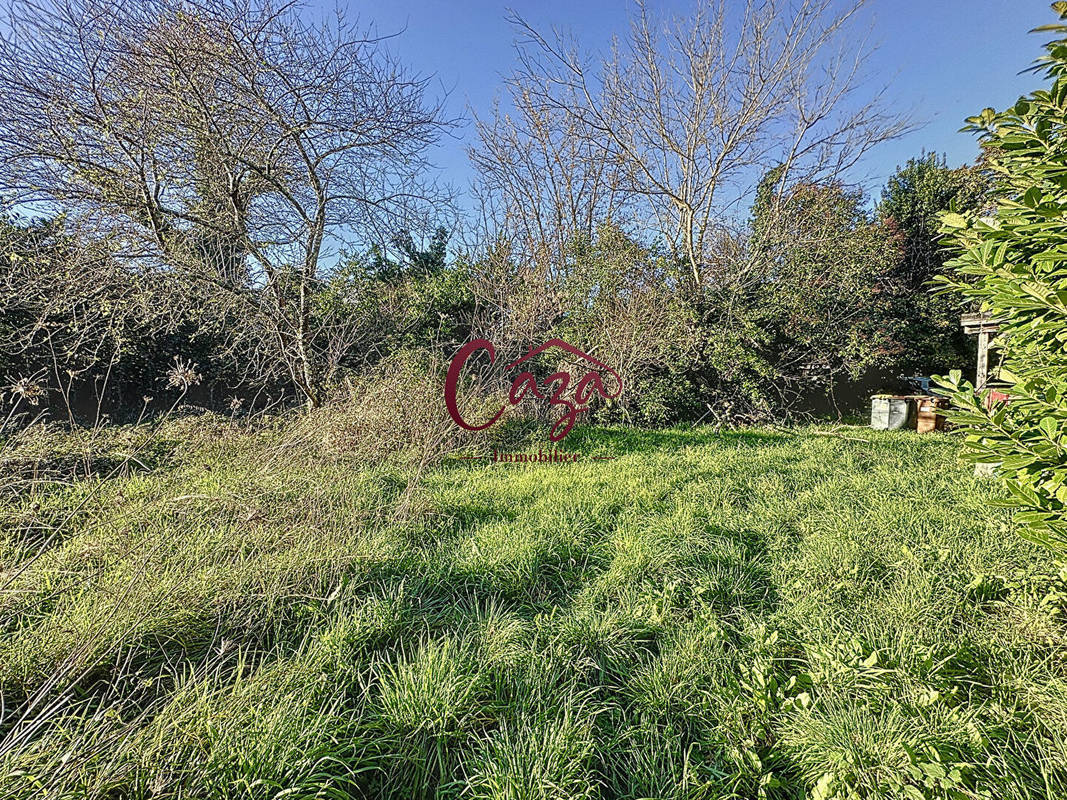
[871,396,910,430]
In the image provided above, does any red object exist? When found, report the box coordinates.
[985,390,1011,409]
[444,338,622,442]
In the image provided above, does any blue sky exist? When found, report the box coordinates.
[332,0,1053,211]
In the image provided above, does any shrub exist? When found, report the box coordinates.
[878,153,990,376]
[700,170,906,420]
[310,350,508,466]
[936,4,1067,548]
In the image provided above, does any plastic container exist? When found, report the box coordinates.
[871,396,911,430]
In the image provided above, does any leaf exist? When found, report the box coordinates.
[1040,416,1059,438]
[921,762,947,779]
[941,212,969,229]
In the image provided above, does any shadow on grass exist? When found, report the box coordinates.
[563,425,794,454]
[434,426,794,478]
[1,434,182,492]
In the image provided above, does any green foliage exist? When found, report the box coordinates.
[878,153,990,375]
[719,172,903,416]
[936,5,1067,548]
[755,179,900,379]
[554,225,699,425]
[330,227,475,369]
[368,227,452,281]
[1,421,1064,797]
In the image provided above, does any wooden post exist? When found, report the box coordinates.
[962,313,1000,389]
[976,329,990,390]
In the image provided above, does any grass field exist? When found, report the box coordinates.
[1,418,1066,799]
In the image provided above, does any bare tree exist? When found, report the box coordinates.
[501,0,910,291]
[0,0,454,406]
[468,91,629,277]
[0,217,162,428]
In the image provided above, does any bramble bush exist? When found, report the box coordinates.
[937,2,1067,548]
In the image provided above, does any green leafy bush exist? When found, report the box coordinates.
[878,153,989,376]
[936,4,1067,548]
[741,171,904,414]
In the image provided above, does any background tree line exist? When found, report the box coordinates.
[0,0,991,429]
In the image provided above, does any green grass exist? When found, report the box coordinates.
[1,417,1066,799]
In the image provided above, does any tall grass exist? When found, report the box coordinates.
[0,417,1064,798]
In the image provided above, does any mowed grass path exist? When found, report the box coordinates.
[1,420,1065,798]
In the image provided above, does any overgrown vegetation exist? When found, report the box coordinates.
[0,0,989,427]
[878,153,989,376]
[2,1,1067,797]
[937,5,1067,548]
[0,420,1063,799]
